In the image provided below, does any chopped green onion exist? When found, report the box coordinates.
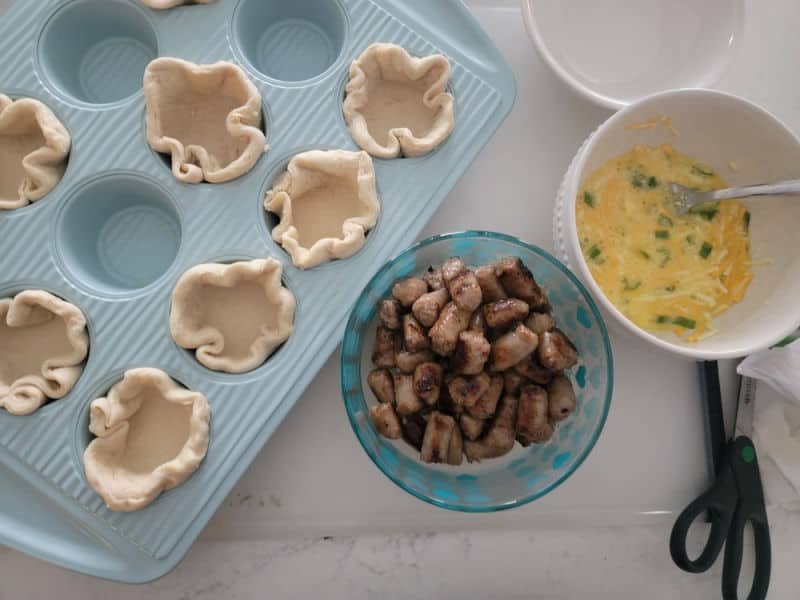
[672,316,697,329]
[686,234,696,245]
[623,277,641,291]
[630,171,646,188]
[588,245,602,260]
[656,315,670,324]
[692,165,714,177]
[694,207,719,221]
[647,176,659,188]
[583,191,595,207]
[639,249,651,260]
[655,230,670,240]
[699,242,713,259]
[657,248,671,267]
[658,214,674,227]
[744,210,751,231]
[665,285,676,292]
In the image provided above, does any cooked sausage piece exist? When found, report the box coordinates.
[396,349,434,374]
[468,375,503,419]
[448,270,482,312]
[459,414,485,441]
[513,354,554,385]
[367,368,395,404]
[503,370,527,395]
[448,423,464,466]
[423,266,446,291]
[464,394,518,462]
[403,313,429,352]
[379,299,402,330]
[392,277,428,307]
[402,413,427,451]
[496,257,549,310]
[538,328,579,372]
[516,383,553,445]
[412,288,450,328]
[525,311,555,335]
[448,372,491,409]
[429,301,472,356]
[483,298,530,330]
[469,309,487,334]
[413,362,442,405]
[370,403,402,439]
[474,265,507,302]
[442,257,466,284]
[394,373,424,415]
[372,326,400,368]
[548,374,577,421]
[420,411,456,463]
[489,323,538,371]
[452,330,491,374]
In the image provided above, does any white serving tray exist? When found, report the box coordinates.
[200,0,794,541]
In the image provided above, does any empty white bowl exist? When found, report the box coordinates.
[555,89,800,360]
[521,0,744,110]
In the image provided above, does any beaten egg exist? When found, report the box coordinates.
[576,144,752,342]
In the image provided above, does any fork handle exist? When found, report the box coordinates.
[710,179,800,201]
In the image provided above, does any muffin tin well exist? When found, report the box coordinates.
[0,0,515,582]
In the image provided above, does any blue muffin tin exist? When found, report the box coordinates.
[0,0,515,582]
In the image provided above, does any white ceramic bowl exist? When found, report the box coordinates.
[521,0,744,110]
[555,89,800,360]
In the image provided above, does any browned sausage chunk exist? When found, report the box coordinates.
[464,394,518,462]
[379,299,402,330]
[525,311,555,335]
[394,373,425,415]
[459,414,485,441]
[412,287,450,328]
[367,368,395,404]
[452,330,491,374]
[489,324,538,371]
[538,328,579,372]
[403,313,430,352]
[448,372,491,409]
[468,375,503,419]
[513,354,554,385]
[448,424,464,466]
[396,349,434,374]
[448,270,482,312]
[429,301,472,356]
[420,411,456,463]
[442,257,466,284]
[370,403,401,439]
[474,265,507,302]
[372,326,400,368]
[548,374,577,422]
[392,277,428,307]
[413,362,442,405]
[423,266,446,291]
[483,298,530,330]
[503,370,527,395]
[516,383,553,445]
[495,257,549,310]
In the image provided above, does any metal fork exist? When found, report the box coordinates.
[669,179,800,215]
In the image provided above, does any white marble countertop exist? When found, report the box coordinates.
[2,1,800,598]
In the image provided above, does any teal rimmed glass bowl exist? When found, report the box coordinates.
[341,231,614,512]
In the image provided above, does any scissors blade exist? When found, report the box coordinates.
[736,373,757,437]
[701,361,726,479]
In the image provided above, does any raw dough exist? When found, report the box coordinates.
[83,368,211,512]
[265,149,380,269]
[141,0,213,8]
[0,95,70,210]
[170,258,296,373]
[343,43,455,159]
[144,58,266,183]
[0,291,88,415]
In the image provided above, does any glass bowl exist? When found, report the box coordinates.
[341,231,614,512]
